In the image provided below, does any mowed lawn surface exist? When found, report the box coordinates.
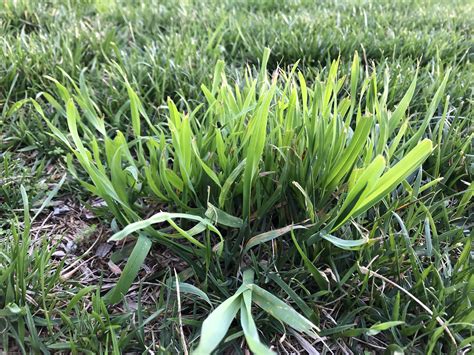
[0,0,472,353]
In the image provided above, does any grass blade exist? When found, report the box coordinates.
[104,235,152,305]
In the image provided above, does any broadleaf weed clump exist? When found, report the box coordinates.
[14,49,461,351]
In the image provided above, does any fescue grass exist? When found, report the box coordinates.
[0,0,472,353]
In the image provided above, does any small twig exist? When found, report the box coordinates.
[175,269,188,355]
[352,336,387,350]
[359,264,457,346]
[60,237,100,280]
[33,210,54,241]
[60,256,94,281]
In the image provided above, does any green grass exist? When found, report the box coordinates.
[0,0,472,353]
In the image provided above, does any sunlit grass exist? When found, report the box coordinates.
[0,0,472,353]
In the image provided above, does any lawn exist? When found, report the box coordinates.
[0,0,472,353]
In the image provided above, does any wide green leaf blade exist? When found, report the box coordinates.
[104,235,152,304]
[205,203,244,228]
[240,292,275,355]
[331,155,386,231]
[109,212,221,246]
[193,290,245,354]
[175,282,212,307]
[325,115,373,190]
[389,73,417,134]
[219,159,246,208]
[320,232,368,251]
[244,224,309,253]
[366,321,405,336]
[251,284,319,335]
[352,139,433,217]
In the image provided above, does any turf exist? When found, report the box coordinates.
[0,0,472,353]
